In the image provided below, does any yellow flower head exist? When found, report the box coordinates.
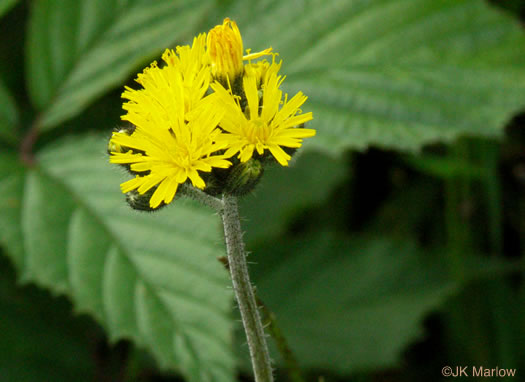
[244,56,282,89]
[128,34,209,116]
[109,17,316,205]
[109,55,231,208]
[211,70,316,166]
[207,18,273,83]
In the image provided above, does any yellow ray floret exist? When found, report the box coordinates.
[123,34,210,120]
[109,16,316,207]
[211,71,315,166]
[110,72,231,208]
[244,56,282,88]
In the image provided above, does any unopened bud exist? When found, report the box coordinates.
[207,18,244,84]
[224,159,263,196]
[107,125,135,154]
[125,188,167,212]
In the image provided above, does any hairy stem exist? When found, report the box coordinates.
[218,256,304,382]
[179,184,224,212]
[221,194,273,382]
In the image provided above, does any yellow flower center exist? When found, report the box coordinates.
[207,18,243,82]
[246,118,271,144]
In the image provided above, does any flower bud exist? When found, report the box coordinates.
[125,188,168,212]
[224,159,264,196]
[107,125,135,154]
[108,125,150,175]
[207,18,244,84]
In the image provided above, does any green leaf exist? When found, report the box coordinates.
[0,80,18,144]
[241,151,347,244]
[27,0,213,130]
[251,233,456,373]
[0,0,18,19]
[0,135,235,381]
[225,0,525,153]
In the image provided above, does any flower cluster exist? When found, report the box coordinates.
[108,18,315,210]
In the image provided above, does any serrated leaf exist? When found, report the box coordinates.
[0,0,17,19]
[0,135,235,381]
[251,233,456,373]
[241,151,346,244]
[27,0,213,130]
[222,0,525,153]
[0,80,18,144]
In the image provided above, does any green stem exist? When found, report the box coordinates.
[217,257,303,381]
[479,140,503,255]
[444,142,470,281]
[444,141,489,365]
[179,184,223,212]
[220,194,273,382]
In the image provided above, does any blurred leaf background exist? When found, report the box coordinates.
[1,0,525,381]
